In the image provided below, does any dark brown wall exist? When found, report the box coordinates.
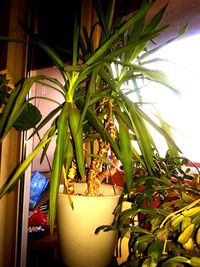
[0,0,10,69]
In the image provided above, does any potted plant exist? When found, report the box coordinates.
[0,0,188,266]
[116,153,200,267]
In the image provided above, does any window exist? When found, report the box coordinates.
[129,34,200,163]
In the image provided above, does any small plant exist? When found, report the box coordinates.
[0,70,14,112]
[116,153,200,266]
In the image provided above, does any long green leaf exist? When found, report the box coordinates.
[86,3,152,65]
[68,103,85,180]
[136,106,181,153]
[79,34,87,60]
[113,59,180,94]
[86,153,117,167]
[89,88,113,106]
[0,128,55,198]
[117,115,133,191]
[139,24,189,62]
[123,96,155,174]
[73,11,79,66]
[28,105,62,139]
[124,0,148,62]
[38,41,64,68]
[40,122,56,165]
[65,136,74,176]
[37,40,67,83]
[99,66,117,92]
[49,102,69,233]
[76,98,121,159]
[126,4,169,63]
[94,0,115,42]
[113,105,133,131]
[102,26,168,63]
[131,145,146,167]
[143,4,168,34]
[36,79,66,96]
[79,68,98,126]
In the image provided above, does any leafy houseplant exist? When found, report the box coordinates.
[0,0,189,265]
[116,154,200,267]
[0,70,42,130]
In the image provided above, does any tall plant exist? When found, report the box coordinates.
[0,0,185,232]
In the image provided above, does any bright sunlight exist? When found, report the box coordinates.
[138,34,200,162]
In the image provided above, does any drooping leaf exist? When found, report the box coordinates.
[28,105,62,139]
[0,127,55,198]
[49,102,69,232]
[161,256,191,266]
[0,76,46,141]
[117,114,133,192]
[123,95,155,174]
[13,103,42,131]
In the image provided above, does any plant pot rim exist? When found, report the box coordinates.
[58,183,123,199]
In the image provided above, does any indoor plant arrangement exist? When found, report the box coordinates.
[115,153,200,266]
[0,0,191,266]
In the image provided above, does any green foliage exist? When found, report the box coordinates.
[13,103,42,131]
[117,153,200,266]
[0,73,12,109]
[0,72,42,133]
[0,0,188,233]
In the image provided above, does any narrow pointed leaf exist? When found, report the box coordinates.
[38,41,64,69]
[28,105,62,139]
[73,12,79,66]
[49,102,69,232]
[102,26,168,62]
[68,103,85,180]
[65,137,74,175]
[79,68,98,126]
[117,115,133,191]
[76,98,121,159]
[40,122,56,164]
[123,96,155,174]
[0,129,55,198]
[114,59,180,94]
[86,3,152,65]
[36,77,67,95]
[139,24,188,62]
[136,106,181,153]
[143,4,168,34]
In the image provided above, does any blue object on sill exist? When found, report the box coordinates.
[29,171,49,210]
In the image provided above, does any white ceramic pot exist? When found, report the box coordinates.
[57,183,123,267]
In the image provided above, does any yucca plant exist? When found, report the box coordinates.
[0,0,186,234]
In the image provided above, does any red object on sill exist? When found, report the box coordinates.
[108,171,125,187]
[28,208,48,227]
